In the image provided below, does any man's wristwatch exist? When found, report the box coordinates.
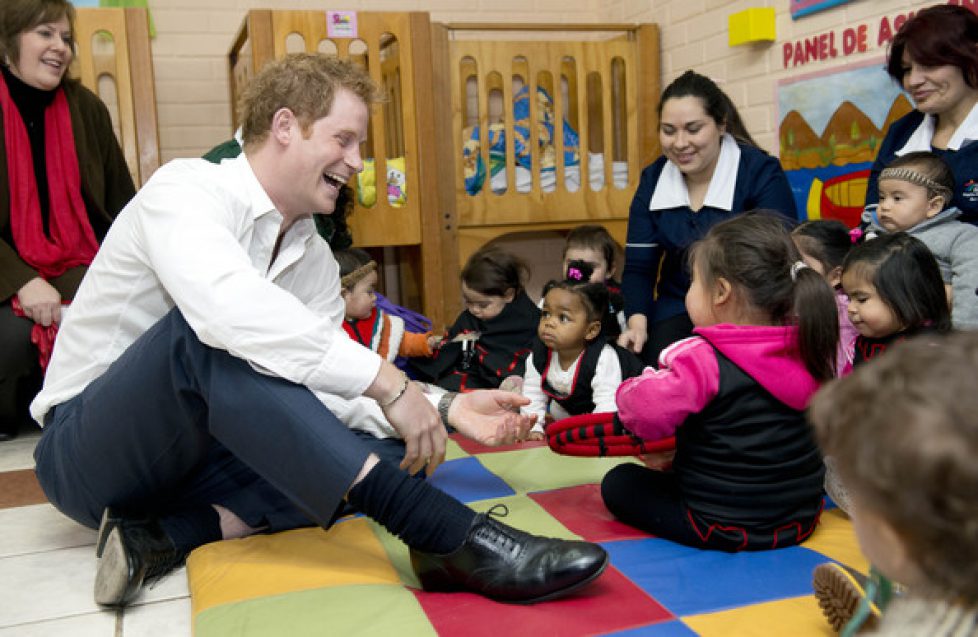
[437,391,458,426]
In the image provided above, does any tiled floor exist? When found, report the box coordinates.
[0,430,192,637]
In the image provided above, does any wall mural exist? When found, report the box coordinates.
[790,0,857,20]
[778,59,912,225]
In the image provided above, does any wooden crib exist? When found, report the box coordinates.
[227,10,660,326]
[73,7,160,187]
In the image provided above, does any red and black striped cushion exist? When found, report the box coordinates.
[545,412,675,457]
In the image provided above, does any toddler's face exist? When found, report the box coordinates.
[877,178,942,233]
[685,261,718,328]
[563,247,611,283]
[842,269,902,338]
[343,270,378,320]
[538,288,599,357]
[461,282,513,321]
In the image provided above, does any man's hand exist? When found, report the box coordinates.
[448,390,537,446]
[382,382,446,475]
[17,277,62,326]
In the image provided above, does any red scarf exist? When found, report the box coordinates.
[10,296,60,372]
[0,73,98,279]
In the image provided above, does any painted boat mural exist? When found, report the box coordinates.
[778,61,912,225]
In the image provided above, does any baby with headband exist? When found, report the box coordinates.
[862,151,978,329]
[335,248,440,362]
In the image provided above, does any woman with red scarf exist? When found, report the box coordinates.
[0,0,134,440]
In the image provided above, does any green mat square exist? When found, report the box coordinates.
[195,583,434,637]
[476,446,639,494]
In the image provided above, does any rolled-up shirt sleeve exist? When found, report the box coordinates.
[135,164,381,399]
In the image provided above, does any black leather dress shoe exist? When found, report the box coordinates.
[94,508,186,607]
[410,505,608,603]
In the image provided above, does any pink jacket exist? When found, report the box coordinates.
[616,324,821,441]
[836,291,858,376]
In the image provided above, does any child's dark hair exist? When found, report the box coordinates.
[564,224,619,273]
[659,70,757,148]
[690,211,839,381]
[792,219,852,274]
[810,332,978,602]
[881,151,955,209]
[334,247,374,289]
[842,233,951,333]
[461,246,528,297]
[542,261,610,327]
[314,184,356,251]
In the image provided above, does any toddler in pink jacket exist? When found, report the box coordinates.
[602,213,839,551]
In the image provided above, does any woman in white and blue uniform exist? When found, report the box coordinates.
[619,71,796,365]
[865,5,978,225]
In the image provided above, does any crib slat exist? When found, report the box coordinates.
[74,7,159,186]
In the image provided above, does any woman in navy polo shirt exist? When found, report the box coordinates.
[866,5,978,225]
[618,71,796,365]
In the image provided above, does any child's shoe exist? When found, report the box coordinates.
[813,563,894,635]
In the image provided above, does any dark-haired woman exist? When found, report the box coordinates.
[619,70,796,365]
[0,0,134,439]
[866,4,978,224]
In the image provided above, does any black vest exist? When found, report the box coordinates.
[410,291,540,391]
[675,348,824,530]
[852,325,939,367]
[531,338,644,416]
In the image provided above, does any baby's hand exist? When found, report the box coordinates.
[639,449,675,471]
[526,430,545,441]
[427,334,444,349]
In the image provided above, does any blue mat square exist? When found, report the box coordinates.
[606,620,700,636]
[427,456,516,503]
[603,538,828,616]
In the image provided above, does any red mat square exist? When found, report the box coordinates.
[530,484,655,543]
[414,566,673,636]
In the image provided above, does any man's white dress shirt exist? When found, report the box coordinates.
[32,154,383,424]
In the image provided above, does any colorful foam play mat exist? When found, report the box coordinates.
[187,435,864,636]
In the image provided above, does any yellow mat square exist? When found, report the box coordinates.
[802,508,869,574]
[188,517,401,615]
[683,595,836,636]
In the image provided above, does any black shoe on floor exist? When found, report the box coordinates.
[94,508,187,607]
[410,505,608,604]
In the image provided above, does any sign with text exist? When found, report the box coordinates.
[326,11,358,39]
[783,1,977,69]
